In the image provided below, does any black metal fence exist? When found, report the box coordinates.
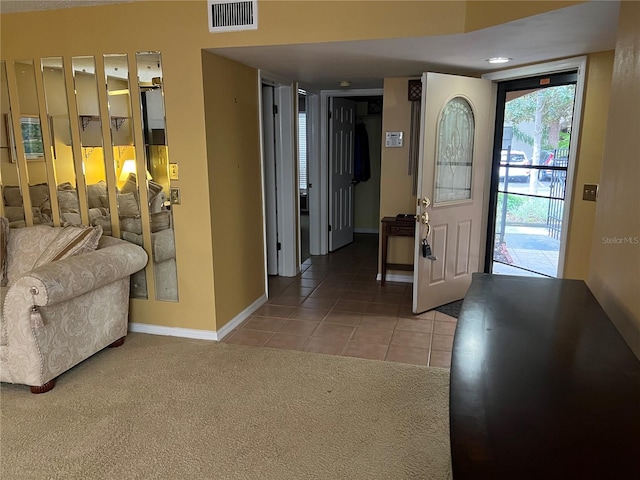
[547,149,569,240]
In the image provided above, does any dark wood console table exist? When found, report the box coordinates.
[450,274,640,479]
[380,216,415,286]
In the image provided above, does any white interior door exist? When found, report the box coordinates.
[413,73,494,313]
[262,84,278,275]
[329,97,356,251]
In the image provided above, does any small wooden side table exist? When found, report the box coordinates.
[380,216,415,286]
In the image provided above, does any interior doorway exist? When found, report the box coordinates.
[298,90,310,263]
[262,83,279,275]
[313,88,384,255]
[260,76,297,279]
[487,71,578,277]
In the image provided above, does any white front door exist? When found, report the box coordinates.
[329,97,356,251]
[413,73,494,313]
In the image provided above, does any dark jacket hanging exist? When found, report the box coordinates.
[354,122,371,183]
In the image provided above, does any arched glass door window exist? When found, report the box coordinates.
[434,97,475,204]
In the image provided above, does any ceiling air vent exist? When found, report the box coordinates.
[207,0,258,33]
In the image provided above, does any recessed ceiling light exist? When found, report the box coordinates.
[487,57,512,64]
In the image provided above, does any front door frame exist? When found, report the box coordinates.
[482,56,587,277]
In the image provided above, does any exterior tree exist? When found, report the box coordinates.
[504,85,576,193]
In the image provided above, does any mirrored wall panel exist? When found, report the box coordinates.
[71,56,113,236]
[0,60,25,227]
[137,52,178,302]
[2,51,178,303]
[104,54,147,299]
[41,57,80,225]
[14,60,53,226]
[104,54,139,227]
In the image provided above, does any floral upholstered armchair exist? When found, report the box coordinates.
[0,220,148,393]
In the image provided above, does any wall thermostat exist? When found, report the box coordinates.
[385,131,403,148]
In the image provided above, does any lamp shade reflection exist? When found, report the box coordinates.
[118,159,151,187]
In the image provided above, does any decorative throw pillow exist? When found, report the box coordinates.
[148,180,163,198]
[120,217,143,235]
[4,206,25,223]
[0,217,9,287]
[120,174,139,196]
[117,192,141,217]
[57,190,80,213]
[3,186,23,207]
[57,182,75,191]
[150,211,171,232]
[32,225,103,269]
[87,181,108,209]
[61,212,82,226]
[29,184,50,210]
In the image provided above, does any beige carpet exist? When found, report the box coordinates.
[1,333,451,479]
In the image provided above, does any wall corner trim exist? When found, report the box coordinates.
[128,294,268,341]
[215,294,268,340]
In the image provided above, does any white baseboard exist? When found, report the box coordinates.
[128,323,218,341]
[375,273,413,284]
[354,228,379,234]
[129,294,268,342]
[215,294,268,340]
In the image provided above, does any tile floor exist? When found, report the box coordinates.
[223,234,457,368]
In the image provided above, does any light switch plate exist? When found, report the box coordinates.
[583,184,598,202]
[170,187,181,205]
[169,163,179,180]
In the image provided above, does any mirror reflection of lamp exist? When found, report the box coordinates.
[118,159,152,188]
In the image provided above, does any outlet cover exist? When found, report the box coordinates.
[169,163,179,180]
[583,184,598,202]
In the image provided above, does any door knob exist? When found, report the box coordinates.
[417,212,429,224]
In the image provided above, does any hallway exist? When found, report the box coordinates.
[224,234,457,368]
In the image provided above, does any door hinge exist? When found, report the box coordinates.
[277,242,282,251]
[273,104,278,115]
[328,225,332,232]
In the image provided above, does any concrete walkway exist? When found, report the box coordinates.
[493,225,560,277]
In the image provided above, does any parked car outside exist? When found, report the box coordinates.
[538,150,555,181]
[499,149,530,182]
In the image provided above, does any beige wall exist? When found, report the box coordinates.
[202,51,264,330]
[564,51,615,279]
[379,78,418,271]
[588,1,640,358]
